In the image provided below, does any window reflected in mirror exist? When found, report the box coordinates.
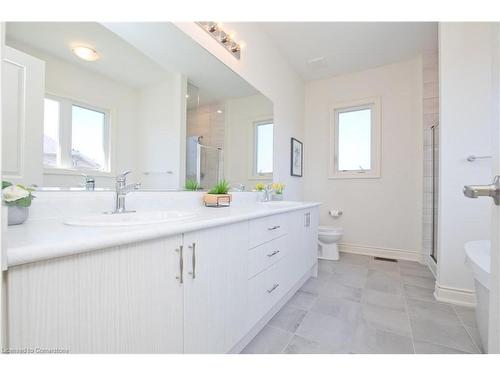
[43,98,60,168]
[255,120,273,177]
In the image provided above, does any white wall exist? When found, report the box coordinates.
[304,58,423,258]
[437,23,494,304]
[137,76,186,190]
[174,23,305,200]
[225,94,274,188]
[6,41,140,188]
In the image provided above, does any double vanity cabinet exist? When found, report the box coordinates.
[6,205,319,353]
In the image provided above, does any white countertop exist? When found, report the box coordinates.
[6,201,320,268]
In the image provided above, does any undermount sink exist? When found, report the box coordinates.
[64,210,196,227]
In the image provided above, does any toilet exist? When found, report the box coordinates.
[318,226,343,261]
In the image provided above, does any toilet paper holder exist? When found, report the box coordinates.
[329,209,343,217]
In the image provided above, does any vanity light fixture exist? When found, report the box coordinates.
[72,45,99,61]
[197,22,243,59]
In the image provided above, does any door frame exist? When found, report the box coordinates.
[1,21,7,352]
[488,22,500,354]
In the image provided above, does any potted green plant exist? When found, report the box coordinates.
[203,179,231,207]
[185,179,201,191]
[2,181,36,225]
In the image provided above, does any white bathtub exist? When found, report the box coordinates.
[465,240,490,353]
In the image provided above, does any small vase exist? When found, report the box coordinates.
[273,193,284,201]
[256,191,266,201]
[8,206,29,225]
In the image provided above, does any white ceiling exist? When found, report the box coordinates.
[101,22,258,107]
[260,22,438,81]
[6,22,171,88]
[5,22,259,106]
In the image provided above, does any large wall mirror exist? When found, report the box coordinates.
[1,22,273,191]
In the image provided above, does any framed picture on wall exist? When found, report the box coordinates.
[290,137,303,177]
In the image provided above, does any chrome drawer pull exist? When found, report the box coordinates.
[267,225,281,231]
[267,250,280,257]
[188,242,196,279]
[176,245,184,284]
[266,283,280,294]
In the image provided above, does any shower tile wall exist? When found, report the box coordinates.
[422,52,439,261]
[187,103,225,189]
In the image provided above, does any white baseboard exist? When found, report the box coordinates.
[339,243,421,262]
[434,283,476,307]
[426,254,438,278]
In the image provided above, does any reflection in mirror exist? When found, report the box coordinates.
[1,22,273,192]
[185,82,273,191]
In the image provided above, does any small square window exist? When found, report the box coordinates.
[330,98,381,179]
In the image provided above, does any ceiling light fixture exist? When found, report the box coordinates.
[72,45,99,61]
[197,22,243,59]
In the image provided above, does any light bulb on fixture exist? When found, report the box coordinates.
[231,41,243,53]
[196,22,242,59]
[72,45,99,61]
[221,31,236,45]
[217,109,223,114]
[208,22,218,33]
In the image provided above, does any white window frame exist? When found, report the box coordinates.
[249,118,274,180]
[43,93,112,176]
[329,97,381,179]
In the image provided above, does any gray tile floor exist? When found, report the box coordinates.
[242,253,483,354]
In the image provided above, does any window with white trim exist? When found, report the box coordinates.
[330,98,381,179]
[43,95,111,173]
[253,120,273,178]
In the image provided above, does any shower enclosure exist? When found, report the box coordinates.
[186,136,224,189]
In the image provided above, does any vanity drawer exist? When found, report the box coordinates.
[247,234,288,279]
[248,214,288,248]
[247,259,288,326]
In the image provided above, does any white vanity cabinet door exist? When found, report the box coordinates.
[7,236,184,353]
[285,208,319,287]
[182,221,249,353]
[301,207,320,269]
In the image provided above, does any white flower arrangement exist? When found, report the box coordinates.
[2,181,35,207]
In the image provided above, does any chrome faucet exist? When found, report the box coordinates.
[109,171,141,214]
[82,174,95,191]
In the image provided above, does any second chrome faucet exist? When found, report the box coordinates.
[108,170,141,214]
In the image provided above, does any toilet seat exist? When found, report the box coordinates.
[318,226,343,235]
